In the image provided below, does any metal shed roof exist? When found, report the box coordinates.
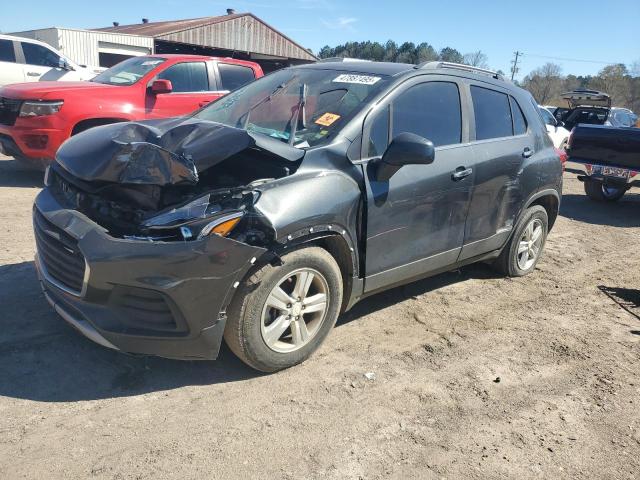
[96,13,317,61]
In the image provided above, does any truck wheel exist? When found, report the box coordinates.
[584,179,626,202]
[494,205,548,277]
[224,246,343,372]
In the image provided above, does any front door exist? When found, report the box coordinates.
[145,61,225,119]
[361,78,475,293]
[18,41,73,82]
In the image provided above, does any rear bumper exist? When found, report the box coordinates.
[569,159,640,188]
[34,188,266,360]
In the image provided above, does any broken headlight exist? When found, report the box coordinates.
[141,194,247,241]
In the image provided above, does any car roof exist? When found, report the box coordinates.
[295,60,415,76]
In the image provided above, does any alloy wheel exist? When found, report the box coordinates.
[260,268,329,353]
[517,218,544,271]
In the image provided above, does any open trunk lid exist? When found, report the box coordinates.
[561,89,611,109]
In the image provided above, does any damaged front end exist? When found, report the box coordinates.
[35,117,305,359]
[48,118,304,245]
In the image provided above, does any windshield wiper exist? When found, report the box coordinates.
[288,83,308,146]
[239,76,298,129]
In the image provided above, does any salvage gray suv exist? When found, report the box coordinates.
[34,60,562,371]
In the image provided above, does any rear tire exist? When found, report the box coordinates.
[494,205,548,277]
[584,179,626,202]
[224,247,343,372]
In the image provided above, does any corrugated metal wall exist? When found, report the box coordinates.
[11,28,154,67]
[158,16,315,61]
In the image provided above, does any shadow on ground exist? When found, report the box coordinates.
[560,192,640,228]
[598,285,640,321]
[0,259,498,403]
[0,157,44,188]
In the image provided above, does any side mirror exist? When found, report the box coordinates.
[556,120,565,128]
[151,79,173,95]
[375,132,435,181]
[58,58,74,71]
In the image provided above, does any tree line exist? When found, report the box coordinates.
[318,41,490,70]
[521,62,640,112]
[317,41,639,111]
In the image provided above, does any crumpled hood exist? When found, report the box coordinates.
[55,118,257,185]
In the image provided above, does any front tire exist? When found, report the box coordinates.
[224,246,343,372]
[584,179,626,202]
[494,205,548,277]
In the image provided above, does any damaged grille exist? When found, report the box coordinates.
[0,97,22,126]
[34,209,86,294]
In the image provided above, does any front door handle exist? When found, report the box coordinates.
[523,147,533,158]
[26,72,40,77]
[452,166,473,181]
[199,101,211,107]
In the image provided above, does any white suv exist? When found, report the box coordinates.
[0,34,98,86]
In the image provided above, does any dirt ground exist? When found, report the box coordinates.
[0,154,638,480]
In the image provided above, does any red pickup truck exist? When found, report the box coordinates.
[0,54,263,168]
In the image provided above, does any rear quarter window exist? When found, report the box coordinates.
[510,97,527,135]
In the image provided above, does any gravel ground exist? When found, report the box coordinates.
[0,155,639,479]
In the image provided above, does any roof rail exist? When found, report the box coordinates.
[416,61,504,80]
[317,57,372,63]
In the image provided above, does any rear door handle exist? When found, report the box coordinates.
[26,72,40,77]
[452,166,473,180]
[199,101,211,107]
[523,147,533,158]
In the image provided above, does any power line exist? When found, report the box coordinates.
[522,53,625,65]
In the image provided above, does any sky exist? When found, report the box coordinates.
[3,0,639,79]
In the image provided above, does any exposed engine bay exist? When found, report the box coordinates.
[48,118,304,244]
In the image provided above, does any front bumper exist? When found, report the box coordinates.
[34,188,266,360]
[0,123,66,166]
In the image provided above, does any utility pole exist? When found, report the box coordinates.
[511,51,522,81]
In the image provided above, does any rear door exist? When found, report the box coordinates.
[361,77,475,292]
[0,39,24,85]
[459,83,531,260]
[145,61,224,118]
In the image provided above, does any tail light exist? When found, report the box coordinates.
[585,164,593,175]
[554,147,568,170]
[630,171,638,178]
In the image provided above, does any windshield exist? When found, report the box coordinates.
[194,68,391,147]
[92,57,166,86]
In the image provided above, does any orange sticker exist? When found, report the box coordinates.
[315,113,341,127]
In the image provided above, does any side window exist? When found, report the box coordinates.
[510,97,528,135]
[391,82,462,147]
[471,86,513,140]
[157,62,209,93]
[0,40,16,63]
[218,64,255,91]
[21,42,61,68]
[366,105,389,157]
[539,107,555,126]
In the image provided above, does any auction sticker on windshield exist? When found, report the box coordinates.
[332,74,381,85]
[315,113,341,127]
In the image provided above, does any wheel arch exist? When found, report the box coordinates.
[273,231,358,312]
[525,189,560,231]
[71,117,130,136]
